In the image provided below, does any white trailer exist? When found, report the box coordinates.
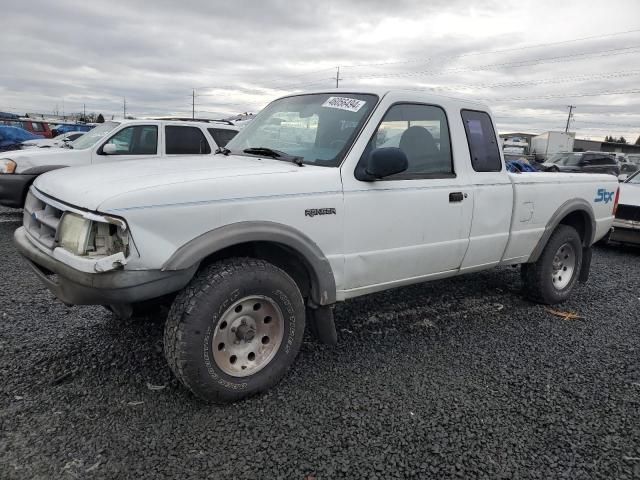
[531,131,575,161]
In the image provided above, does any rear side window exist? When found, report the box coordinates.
[30,122,44,132]
[207,128,238,148]
[461,110,502,172]
[165,126,211,154]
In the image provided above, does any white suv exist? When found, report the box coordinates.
[0,119,239,208]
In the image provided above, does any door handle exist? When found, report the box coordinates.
[449,192,464,202]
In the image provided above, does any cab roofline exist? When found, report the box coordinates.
[279,87,490,110]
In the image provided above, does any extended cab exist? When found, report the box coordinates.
[14,89,618,402]
[0,119,238,208]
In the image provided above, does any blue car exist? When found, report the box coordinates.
[52,123,95,136]
[0,125,43,152]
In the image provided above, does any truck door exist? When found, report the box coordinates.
[458,110,513,270]
[93,124,160,164]
[341,102,473,293]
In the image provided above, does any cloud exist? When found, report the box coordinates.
[1,0,640,140]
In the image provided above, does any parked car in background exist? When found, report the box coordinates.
[0,119,239,207]
[541,151,620,176]
[21,131,85,149]
[609,170,640,245]
[619,153,640,175]
[0,126,43,152]
[0,118,52,138]
[51,123,95,136]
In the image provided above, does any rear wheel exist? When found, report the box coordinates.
[521,225,583,304]
[164,258,305,403]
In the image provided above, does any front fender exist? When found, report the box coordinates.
[161,221,337,305]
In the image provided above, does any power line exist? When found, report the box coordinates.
[192,27,640,94]
[345,45,640,81]
[494,87,640,101]
[337,27,640,69]
[410,69,640,92]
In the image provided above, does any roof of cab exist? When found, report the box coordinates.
[284,87,490,110]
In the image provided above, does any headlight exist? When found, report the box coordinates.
[58,212,129,257]
[0,159,16,174]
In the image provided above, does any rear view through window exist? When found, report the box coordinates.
[461,110,502,172]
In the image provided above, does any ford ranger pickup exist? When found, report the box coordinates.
[14,89,619,402]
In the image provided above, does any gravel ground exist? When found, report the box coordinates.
[1,211,639,480]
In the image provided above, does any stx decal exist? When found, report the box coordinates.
[594,188,615,204]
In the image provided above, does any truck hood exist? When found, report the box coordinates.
[619,182,640,206]
[3,146,77,172]
[33,155,306,211]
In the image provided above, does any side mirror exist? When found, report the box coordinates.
[102,143,117,155]
[618,174,629,182]
[362,147,408,180]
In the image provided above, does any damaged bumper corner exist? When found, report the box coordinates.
[14,226,197,305]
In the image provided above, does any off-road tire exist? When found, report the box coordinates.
[164,257,305,403]
[521,225,583,305]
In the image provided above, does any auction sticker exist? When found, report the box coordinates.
[322,96,366,112]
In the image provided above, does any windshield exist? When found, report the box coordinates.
[70,121,119,149]
[225,93,378,166]
[549,152,581,166]
[628,171,640,184]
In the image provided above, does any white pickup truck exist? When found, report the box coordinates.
[14,89,618,402]
[0,119,238,208]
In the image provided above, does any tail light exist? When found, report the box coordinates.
[613,187,620,216]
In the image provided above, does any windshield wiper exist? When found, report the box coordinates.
[215,147,231,155]
[243,147,303,166]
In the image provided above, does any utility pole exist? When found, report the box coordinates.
[335,66,342,88]
[83,103,86,121]
[123,97,127,119]
[565,105,575,133]
[192,89,195,119]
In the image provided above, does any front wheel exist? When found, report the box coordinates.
[164,258,305,403]
[521,225,583,304]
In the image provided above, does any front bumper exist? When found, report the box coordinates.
[0,174,36,208]
[609,219,640,245]
[14,226,197,305]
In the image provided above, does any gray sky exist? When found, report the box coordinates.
[2,0,640,141]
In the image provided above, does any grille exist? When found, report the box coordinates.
[23,191,63,249]
[616,204,640,222]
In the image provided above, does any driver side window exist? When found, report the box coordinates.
[103,125,158,155]
[364,103,454,179]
